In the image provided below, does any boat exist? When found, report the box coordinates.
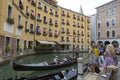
[13,59,77,71]
[24,68,77,80]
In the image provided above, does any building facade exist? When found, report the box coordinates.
[90,14,97,43]
[0,0,90,57]
[96,0,120,45]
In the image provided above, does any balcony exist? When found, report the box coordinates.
[37,19,42,22]
[43,21,47,24]
[78,33,80,35]
[55,24,58,27]
[61,31,65,33]
[81,26,84,29]
[43,32,47,36]
[67,40,70,42]
[7,17,14,25]
[81,34,84,36]
[77,18,80,20]
[73,32,76,35]
[36,32,41,35]
[67,15,70,18]
[26,12,29,16]
[31,1,36,6]
[73,17,76,19]
[30,14,35,20]
[18,24,23,29]
[61,39,65,42]
[67,32,70,34]
[49,33,53,37]
[49,22,53,26]
[49,12,54,15]
[55,14,59,17]
[38,6,42,10]
[66,22,70,25]
[73,24,76,27]
[44,10,48,13]
[25,28,29,32]
[62,22,65,25]
[54,35,58,38]
[62,14,65,16]
[29,31,35,34]
[77,25,80,28]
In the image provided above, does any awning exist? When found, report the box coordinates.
[57,42,71,45]
[37,40,56,45]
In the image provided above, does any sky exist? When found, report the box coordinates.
[57,0,112,16]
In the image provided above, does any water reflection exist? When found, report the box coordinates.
[0,52,76,79]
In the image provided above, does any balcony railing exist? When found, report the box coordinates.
[18,24,23,29]
[7,17,15,25]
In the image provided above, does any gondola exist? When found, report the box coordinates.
[16,68,77,80]
[13,59,77,71]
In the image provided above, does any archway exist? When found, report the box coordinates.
[104,41,110,46]
[112,40,119,47]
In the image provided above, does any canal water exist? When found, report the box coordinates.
[0,52,79,79]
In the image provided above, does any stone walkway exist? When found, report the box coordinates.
[82,61,120,80]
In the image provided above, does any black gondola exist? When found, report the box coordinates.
[13,59,77,71]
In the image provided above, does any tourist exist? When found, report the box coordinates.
[53,56,59,64]
[98,45,105,66]
[89,46,97,73]
[63,56,68,63]
[101,44,115,78]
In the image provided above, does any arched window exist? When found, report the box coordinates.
[98,32,100,39]
[112,30,115,37]
[107,31,109,38]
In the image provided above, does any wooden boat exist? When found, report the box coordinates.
[13,59,77,71]
[24,68,77,80]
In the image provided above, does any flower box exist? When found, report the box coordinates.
[18,25,23,29]
[7,18,14,24]
[31,1,36,6]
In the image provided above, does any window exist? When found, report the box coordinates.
[30,24,34,32]
[44,6,47,11]
[50,9,52,13]
[106,10,109,17]
[37,13,40,20]
[38,2,41,8]
[98,13,101,19]
[98,32,100,39]
[67,12,69,17]
[78,16,80,20]
[98,23,101,28]
[107,31,109,38]
[55,20,57,25]
[67,37,69,41]
[111,18,115,26]
[73,21,76,26]
[73,38,75,42]
[61,36,64,41]
[25,21,28,29]
[106,19,110,27]
[112,8,115,15]
[62,19,64,24]
[49,18,52,23]
[8,5,12,18]
[73,14,76,19]
[112,30,115,37]
[26,6,28,14]
[43,16,46,22]
[18,15,21,25]
[55,11,58,15]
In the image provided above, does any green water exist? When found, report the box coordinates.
[0,52,76,79]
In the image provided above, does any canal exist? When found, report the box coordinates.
[0,52,81,79]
